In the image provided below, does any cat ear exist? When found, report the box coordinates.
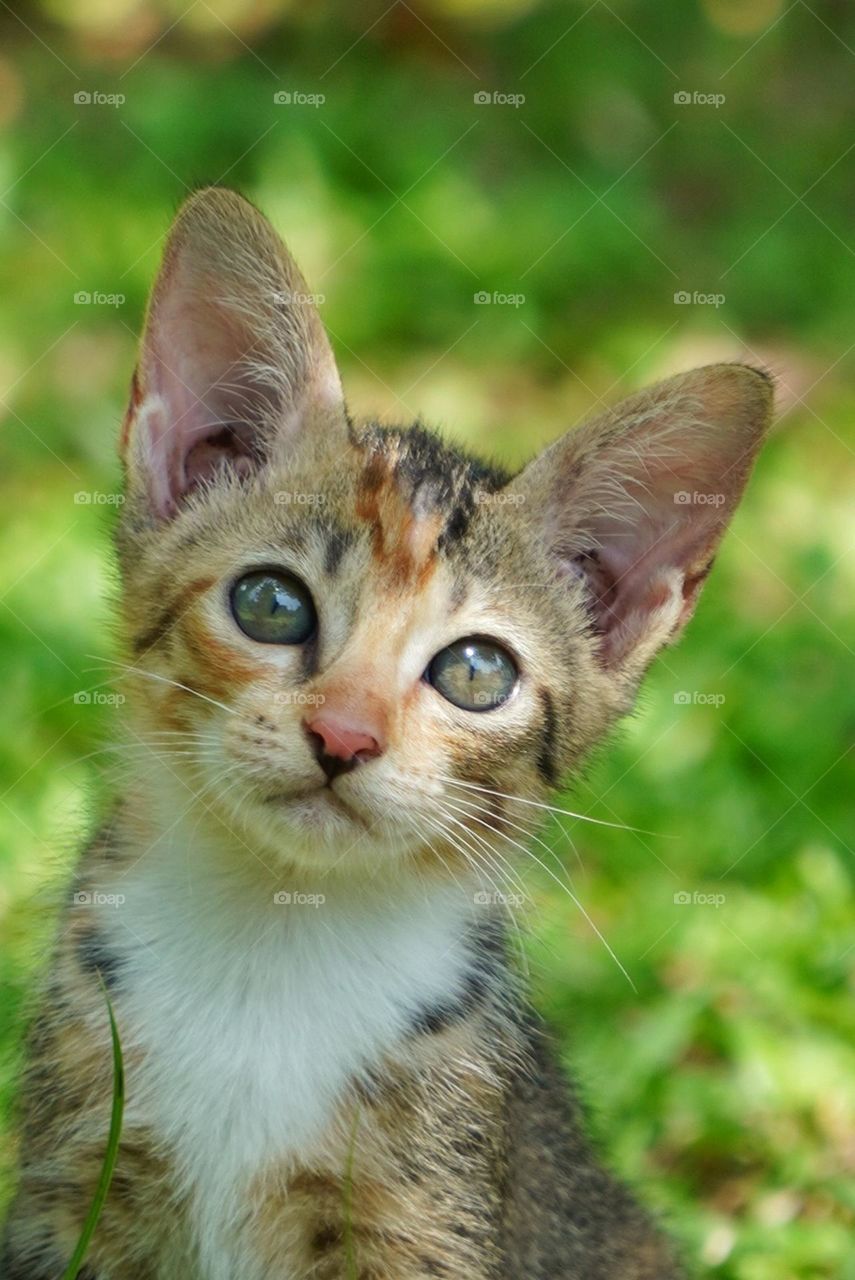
[120,187,345,518]
[506,364,773,682]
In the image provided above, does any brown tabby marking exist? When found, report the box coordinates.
[356,451,444,589]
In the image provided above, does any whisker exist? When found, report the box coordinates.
[422,813,530,969]
[422,813,526,938]
[85,655,235,717]
[410,818,472,899]
[433,792,637,993]
[428,799,532,905]
[437,790,583,891]
[435,774,668,837]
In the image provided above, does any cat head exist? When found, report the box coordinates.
[116,188,772,878]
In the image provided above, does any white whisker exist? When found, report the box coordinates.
[436,790,581,891]
[85,654,235,716]
[433,790,637,993]
[435,774,667,837]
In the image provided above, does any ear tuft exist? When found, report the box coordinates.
[121,187,344,519]
[507,363,773,683]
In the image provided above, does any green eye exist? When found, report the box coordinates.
[427,638,518,712]
[231,570,316,645]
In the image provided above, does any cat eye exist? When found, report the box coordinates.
[426,638,518,713]
[230,570,316,645]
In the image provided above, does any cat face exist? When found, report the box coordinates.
[116,423,607,872]
[115,188,772,876]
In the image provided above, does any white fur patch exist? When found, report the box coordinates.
[98,806,476,1278]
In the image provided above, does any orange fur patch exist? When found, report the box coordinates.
[177,617,262,703]
[356,456,442,591]
[118,367,143,460]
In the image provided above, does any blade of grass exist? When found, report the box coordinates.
[60,983,125,1280]
[342,1105,361,1280]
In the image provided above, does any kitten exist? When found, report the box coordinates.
[2,188,772,1279]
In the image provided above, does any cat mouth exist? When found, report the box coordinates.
[265,785,369,827]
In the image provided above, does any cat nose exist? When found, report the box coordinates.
[302,714,384,782]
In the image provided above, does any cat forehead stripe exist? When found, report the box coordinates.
[353,423,512,570]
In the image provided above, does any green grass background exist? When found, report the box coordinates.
[0,1,853,1276]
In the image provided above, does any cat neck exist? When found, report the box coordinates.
[98,773,498,1238]
[109,761,484,943]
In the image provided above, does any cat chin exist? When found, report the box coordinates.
[267,789,372,846]
[215,786,419,873]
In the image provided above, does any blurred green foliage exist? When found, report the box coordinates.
[0,1,853,1276]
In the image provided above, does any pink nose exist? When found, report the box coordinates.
[303,714,383,764]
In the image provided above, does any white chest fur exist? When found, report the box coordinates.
[96,818,475,1276]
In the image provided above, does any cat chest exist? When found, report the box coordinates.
[102,884,475,1188]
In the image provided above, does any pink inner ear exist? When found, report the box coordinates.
[129,296,283,517]
[183,430,257,491]
[529,367,773,671]
[123,188,348,520]
[131,393,253,520]
[569,477,726,664]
